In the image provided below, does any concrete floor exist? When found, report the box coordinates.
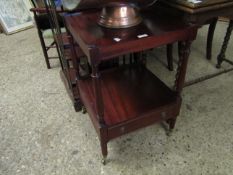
[0,22,233,175]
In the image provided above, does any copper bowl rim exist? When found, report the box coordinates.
[102,2,140,9]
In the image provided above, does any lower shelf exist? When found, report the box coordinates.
[78,65,181,134]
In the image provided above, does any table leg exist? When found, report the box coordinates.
[166,118,177,136]
[91,64,108,163]
[168,41,191,131]
[175,41,191,95]
[100,127,108,165]
[167,44,174,71]
[206,18,218,60]
[216,20,233,68]
[91,64,105,124]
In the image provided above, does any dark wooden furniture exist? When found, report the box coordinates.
[42,0,88,111]
[164,0,233,14]
[160,0,233,68]
[216,19,233,68]
[166,18,217,68]
[64,9,198,163]
[157,1,233,86]
[34,0,120,111]
[30,0,65,69]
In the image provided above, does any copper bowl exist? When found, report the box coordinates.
[62,0,158,28]
[62,0,158,11]
[98,3,142,28]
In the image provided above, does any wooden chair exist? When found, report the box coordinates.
[216,18,233,68]
[42,0,90,111]
[30,0,64,69]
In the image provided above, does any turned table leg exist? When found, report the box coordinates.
[91,63,108,164]
[175,41,191,95]
[216,20,233,68]
[206,18,218,60]
[166,41,191,132]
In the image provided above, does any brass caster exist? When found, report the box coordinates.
[82,106,87,114]
[101,156,107,165]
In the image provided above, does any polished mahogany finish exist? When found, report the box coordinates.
[78,65,181,137]
[64,9,197,163]
[65,9,196,61]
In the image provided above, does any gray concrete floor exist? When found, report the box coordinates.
[0,22,233,175]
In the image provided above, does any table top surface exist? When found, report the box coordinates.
[165,0,232,8]
[65,9,197,60]
[162,0,233,14]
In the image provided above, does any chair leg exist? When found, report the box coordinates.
[216,19,233,68]
[166,44,174,71]
[206,18,218,60]
[37,29,51,69]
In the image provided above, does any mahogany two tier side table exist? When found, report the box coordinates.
[64,9,198,164]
